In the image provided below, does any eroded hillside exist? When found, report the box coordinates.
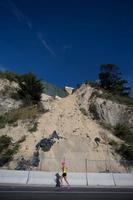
[0,79,133,172]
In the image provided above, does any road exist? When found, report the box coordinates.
[0,186,133,200]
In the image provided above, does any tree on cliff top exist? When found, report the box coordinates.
[99,64,131,96]
[17,73,44,105]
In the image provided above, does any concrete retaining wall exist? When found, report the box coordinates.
[0,169,28,184]
[28,171,56,185]
[67,173,86,186]
[113,173,133,186]
[0,170,133,186]
[87,173,114,186]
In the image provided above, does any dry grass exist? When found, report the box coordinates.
[0,105,39,129]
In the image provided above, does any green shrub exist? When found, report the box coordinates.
[108,139,118,147]
[117,144,133,160]
[12,144,19,153]
[114,124,133,145]
[0,116,7,129]
[28,122,38,133]
[0,144,19,166]
[0,135,12,153]
[0,113,18,129]
[0,71,20,82]
[0,150,13,166]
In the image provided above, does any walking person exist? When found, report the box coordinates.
[55,173,61,187]
[60,160,70,186]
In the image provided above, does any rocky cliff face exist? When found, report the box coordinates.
[0,79,133,172]
[0,79,22,114]
[90,97,133,127]
[76,83,133,128]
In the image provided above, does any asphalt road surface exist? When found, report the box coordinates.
[0,186,133,200]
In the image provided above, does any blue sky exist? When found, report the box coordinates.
[0,0,133,89]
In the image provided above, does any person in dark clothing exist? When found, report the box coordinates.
[55,173,61,187]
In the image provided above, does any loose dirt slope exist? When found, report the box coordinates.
[6,91,126,172]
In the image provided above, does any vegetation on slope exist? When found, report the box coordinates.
[0,105,39,129]
[114,124,133,160]
[0,135,19,166]
[0,71,68,99]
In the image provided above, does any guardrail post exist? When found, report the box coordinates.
[85,158,88,186]
[26,169,30,184]
[112,173,116,186]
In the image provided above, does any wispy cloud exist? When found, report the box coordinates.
[7,0,32,30]
[37,32,56,57]
[5,0,55,56]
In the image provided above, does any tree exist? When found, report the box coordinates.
[99,64,131,96]
[17,73,44,105]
